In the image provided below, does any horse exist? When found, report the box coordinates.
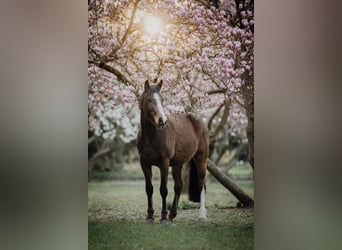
[136,79,209,224]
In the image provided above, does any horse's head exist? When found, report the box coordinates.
[140,79,168,129]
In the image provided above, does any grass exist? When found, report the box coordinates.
[89,219,253,250]
[89,176,253,250]
[227,163,254,179]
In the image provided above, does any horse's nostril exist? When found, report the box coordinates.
[158,118,163,125]
[158,118,168,127]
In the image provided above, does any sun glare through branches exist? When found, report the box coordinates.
[143,15,163,36]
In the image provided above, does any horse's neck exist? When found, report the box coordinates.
[140,115,160,139]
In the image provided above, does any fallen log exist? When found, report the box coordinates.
[207,159,254,207]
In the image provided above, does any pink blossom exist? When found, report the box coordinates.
[234,41,241,49]
[88,0,253,140]
[194,63,202,71]
[242,19,249,27]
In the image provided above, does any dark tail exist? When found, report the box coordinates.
[188,158,201,202]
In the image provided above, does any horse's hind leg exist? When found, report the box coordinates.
[168,165,182,222]
[141,162,154,222]
[194,153,207,220]
[198,184,207,220]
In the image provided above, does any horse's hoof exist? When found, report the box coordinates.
[145,219,154,224]
[199,216,207,222]
[160,219,168,224]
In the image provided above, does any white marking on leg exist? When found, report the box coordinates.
[153,93,167,124]
[199,186,207,220]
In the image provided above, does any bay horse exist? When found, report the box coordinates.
[137,79,209,224]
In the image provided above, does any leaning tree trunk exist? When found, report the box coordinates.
[207,159,254,207]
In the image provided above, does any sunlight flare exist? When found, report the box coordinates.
[143,15,163,36]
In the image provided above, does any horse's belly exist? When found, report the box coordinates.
[170,140,197,166]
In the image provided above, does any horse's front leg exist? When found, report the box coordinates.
[159,160,169,224]
[141,162,154,222]
[168,165,182,222]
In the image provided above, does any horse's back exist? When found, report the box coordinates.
[169,115,198,142]
[168,114,209,165]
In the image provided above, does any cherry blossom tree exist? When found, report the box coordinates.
[89,0,253,142]
[88,0,254,199]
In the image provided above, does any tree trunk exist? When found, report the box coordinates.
[216,143,246,171]
[241,73,254,169]
[88,147,111,175]
[214,145,228,166]
[208,101,230,158]
[246,116,254,168]
[207,159,254,207]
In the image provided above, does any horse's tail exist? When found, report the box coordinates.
[188,158,201,202]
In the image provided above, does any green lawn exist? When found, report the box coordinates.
[89,178,253,250]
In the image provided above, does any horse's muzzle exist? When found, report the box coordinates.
[158,117,167,128]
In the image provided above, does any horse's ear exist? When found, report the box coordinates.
[144,80,150,91]
[157,80,163,90]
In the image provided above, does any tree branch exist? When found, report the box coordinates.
[88,135,96,145]
[213,101,230,137]
[121,0,140,44]
[89,147,111,162]
[207,102,225,130]
[89,60,131,85]
[207,89,226,95]
[194,0,211,8]
[217,143,246,167]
